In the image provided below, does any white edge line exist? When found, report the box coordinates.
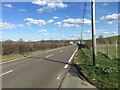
[0,57,26,65]
[0,70,13,76]
[64,47,78,69]
[64,64,69,69]
[68,47,78,63]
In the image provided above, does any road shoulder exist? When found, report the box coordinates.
[61,66,98,89]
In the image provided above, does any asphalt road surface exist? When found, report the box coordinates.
[2,45,78,88]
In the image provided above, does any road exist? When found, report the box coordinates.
[2,45,78,88]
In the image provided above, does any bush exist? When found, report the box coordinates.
[2,40,70,55]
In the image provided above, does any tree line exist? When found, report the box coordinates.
[2,40,70,55]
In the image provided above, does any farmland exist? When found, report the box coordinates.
[97,44,118,59]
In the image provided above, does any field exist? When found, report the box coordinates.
[97,44,118,59]
[77,48,119,89]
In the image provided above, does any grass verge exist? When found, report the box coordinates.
[77,48,119,89]
[1,46,69,62]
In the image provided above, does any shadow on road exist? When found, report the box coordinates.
[27,56,72,65]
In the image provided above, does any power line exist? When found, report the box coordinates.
[81,2,87,44]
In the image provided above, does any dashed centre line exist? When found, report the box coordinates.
[45,54,53,58]
[57,74,61,80]
[60,50,63,52]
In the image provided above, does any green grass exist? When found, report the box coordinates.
[97,44,118,59]
[2,50,47,62]
[1,46,69,62]
[2,54,23,61]
[77,48,119,89]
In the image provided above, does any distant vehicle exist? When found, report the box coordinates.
[70,41,74,45]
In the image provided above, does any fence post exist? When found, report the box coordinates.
[115,41,118,59]
[107,43,109,57]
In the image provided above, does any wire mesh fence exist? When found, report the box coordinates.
[97,42,118,59]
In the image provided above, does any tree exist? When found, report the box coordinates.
[98,35,104,44]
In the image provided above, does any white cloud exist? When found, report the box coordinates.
[24,18,46,25]
[62,23,74,27]
[47,2,67,8]
[96,29,118,38]
[55,22,62,25]
[84,30,91,33]
[18,9,26,12]
[110,32,118,36]
[47,19,54,23]
[103,31,109,34]
[24,18,53,26]
[0,22,15,30]
[100,13,120,24]
[63,18,91,25]
[38,29,47,32]
[111,32,117,34]
[53,16,59,19]
[32,0,47,6]
[55,18,91,28]
[4,4,13,8]
[32,1,68,13]
[0,22,23,30]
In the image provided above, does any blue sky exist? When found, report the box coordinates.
[1,1,118,41]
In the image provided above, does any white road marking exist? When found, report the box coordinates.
[0,57,26,65]
[68,47,78,63]
[64,47,78,69]
[64,64,69,69]
[57,74,61,80]
[0,70,13,76]
[45,54,53,58]
[60,50,63,52]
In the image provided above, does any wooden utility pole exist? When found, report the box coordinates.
[91,0,97,65]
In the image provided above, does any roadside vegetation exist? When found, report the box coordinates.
[76,35,119,89]
[1,40,70,62]
[77,48,119,89]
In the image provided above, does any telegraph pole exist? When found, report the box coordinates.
[91,0,97,65]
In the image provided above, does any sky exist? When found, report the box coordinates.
[0,1,119,41]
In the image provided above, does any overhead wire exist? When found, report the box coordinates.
[80,1,87,44]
